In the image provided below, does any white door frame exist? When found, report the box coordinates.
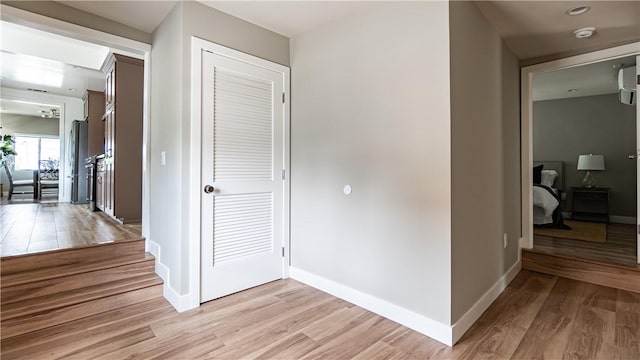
[636,55,640,262]
[520,42,640,252]
[188,37,291,308]
[1,5,153,246]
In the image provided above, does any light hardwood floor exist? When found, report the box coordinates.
[2,270,639,359]
[1,202,141,256]
[533,223,638,269]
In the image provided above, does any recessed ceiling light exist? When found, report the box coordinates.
[573,27,596,39]
[566,6,591,16]
[68,88,77,91]
[568,89,578,93]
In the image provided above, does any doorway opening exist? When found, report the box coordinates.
[0,10,150,256]
[529,55,637,268]
[521,42,640,271]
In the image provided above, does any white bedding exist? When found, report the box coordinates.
[533,186,559,225]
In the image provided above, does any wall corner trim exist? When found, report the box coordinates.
[148,240,195,313]
[451,259,522,344]
[289,267,453,346]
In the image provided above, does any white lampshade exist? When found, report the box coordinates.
[577,154,605,171]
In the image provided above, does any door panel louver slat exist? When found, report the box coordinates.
[213,193,273,265]
[214,68,273,182]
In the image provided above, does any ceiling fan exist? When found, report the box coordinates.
[39,108,59,118]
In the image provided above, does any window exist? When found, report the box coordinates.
[14,135,60,171]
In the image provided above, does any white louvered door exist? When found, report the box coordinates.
[200,50,286,302]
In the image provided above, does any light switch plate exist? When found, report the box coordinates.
[161,151,166,166]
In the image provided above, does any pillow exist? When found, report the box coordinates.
[540,170,558,188]
[533,164,543,184]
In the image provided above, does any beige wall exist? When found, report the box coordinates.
[1,114,59,137]
[149,2,185,292]
[290,2,452,324]
[150,1,290,294]
[534,94,637,217]
[449,1,521,323]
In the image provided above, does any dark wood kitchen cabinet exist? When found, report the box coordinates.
[96,157,105,211]
[84,90,105,158]
[101,53,143,224]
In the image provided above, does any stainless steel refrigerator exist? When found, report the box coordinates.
[70,120,88,204]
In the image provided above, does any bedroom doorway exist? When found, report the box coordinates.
[521,42,640,268]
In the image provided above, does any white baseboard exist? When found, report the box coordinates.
[451,259,521,344]
[148,240,193,312]
[518,237,528,249]
[609,215,636,225]
[289,267,453,346]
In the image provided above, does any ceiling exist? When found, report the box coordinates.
[0,20,109,118]
[199,1,382,37]
[476,1,640,61]
[1,0,635,111]
[55,0,381,37]
[48,1,639,60]
[0,50,106,98]
[0,98,61,119]
[0,20,108,99]
[57,0,177,34]
[533,55,636,101]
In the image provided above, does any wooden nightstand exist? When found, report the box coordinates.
[571,187,609,223]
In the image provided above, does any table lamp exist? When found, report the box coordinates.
[577,154,605,188]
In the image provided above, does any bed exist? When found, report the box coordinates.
[533,161,566,227]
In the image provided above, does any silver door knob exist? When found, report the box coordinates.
[203,185,215,194]
[629,155,636,160]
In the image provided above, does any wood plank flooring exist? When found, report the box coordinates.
[526,223,639,293]
[2,270,639,359]
[1,203,141,257]
[523,250,640,293]
[532,223,638,269]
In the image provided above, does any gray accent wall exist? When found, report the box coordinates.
[150,1,289,294]
[449,1,521,324]
[291,2,452,325]
[533,94,636,217]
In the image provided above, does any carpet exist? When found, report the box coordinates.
[534,220,607,243]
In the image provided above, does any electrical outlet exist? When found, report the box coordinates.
[503,233,508,249]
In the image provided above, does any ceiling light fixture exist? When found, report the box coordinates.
[568,89,578,93]
[67,88,77,91]
[38,108,59,119]
[573,27,596,39]
[566,6,591,16]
